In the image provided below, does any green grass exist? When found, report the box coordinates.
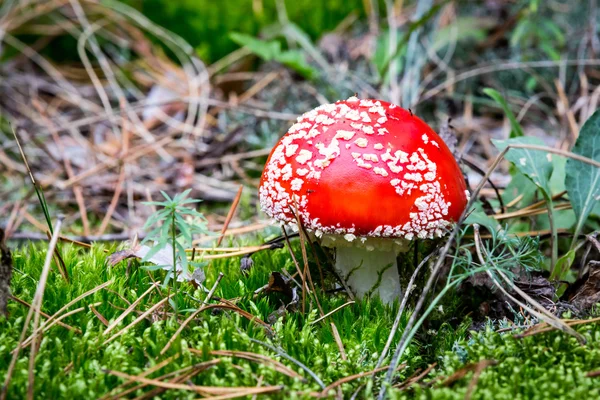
[2,240,600,399]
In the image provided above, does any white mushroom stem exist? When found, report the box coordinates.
[333,246,403,305]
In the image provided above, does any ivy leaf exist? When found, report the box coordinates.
[484,88,525,138]
[565,110,600,240]
[493,137,553,196]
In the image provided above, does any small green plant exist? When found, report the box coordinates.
[229,32,318,79]
[142,189,209,313]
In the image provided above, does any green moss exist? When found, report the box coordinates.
[1,242,600,398]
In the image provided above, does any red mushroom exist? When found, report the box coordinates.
[259,97,469,303]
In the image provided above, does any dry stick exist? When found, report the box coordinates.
[0,217,63,400]
[103,282,161,335]
[217,185,244,247]
[104,294,174,345]
[379,141,600,398]
[159,272,224,355]
[374,252,435,373]
[473,225,585,344]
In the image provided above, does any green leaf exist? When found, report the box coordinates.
[565,110,600,241]
[484,88,525,138]
[465,206,499,234]
[276,49,317,79]
[229,32,280,61]
[551,250,576,281]
[493,137,553,195]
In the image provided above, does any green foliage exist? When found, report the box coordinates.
[492,137,553,194]
[493,136,560,273]
[229,32,317,79]
[484,89,525,138]
[142,190,209,302]
[126,0,366,62]
[510,1,566,61]
[565,110,600,244]
[404,323,600,399]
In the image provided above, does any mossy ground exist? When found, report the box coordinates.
[1,240,600,399]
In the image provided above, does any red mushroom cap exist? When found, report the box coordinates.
[259,97,468,241]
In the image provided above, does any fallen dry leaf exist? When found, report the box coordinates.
[108,243,193,282]
[569,261,600,311]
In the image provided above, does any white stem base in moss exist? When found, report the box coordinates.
[334,246,401,304]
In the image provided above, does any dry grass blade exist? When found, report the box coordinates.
[190,245,272,260]
[514,316,600,339]
[16,306,91,351]
[290,204,348,361]
[160,273,224,355]
[394,363,437,390]
[104,294,174,345]
[473,225,586,344]
[98,354,183,400]
[318,363,406,397]
[103,281,160,335]
[310,301,356,325]
[131,360,221,400]
[8,295,82,334]
[217,185,244,247]
[441,359,497,400]
[208,350,304,380]
[103,369,282,397]
[17,280,114,351]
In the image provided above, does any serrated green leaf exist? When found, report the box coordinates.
[565,110,600,241]
[484,88,525,138]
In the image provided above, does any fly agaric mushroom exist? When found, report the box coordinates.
[259,97,468,304]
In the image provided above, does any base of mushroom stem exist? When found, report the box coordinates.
[334,246,402,305]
